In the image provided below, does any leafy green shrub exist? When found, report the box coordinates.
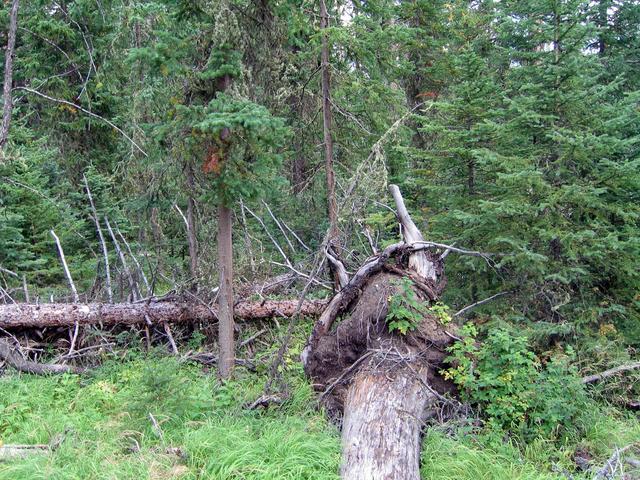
[445,325,587,439]
[386,277,426,334]
[428,301,452,325]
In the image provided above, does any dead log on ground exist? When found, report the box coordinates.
[0,444,49,461]
[0,299,327,330]
[0,340,83,374]
[582,361,640,384]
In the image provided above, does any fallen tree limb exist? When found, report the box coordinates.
[582,361,640,384]
[0,444,49,461]
[0,340,83,374]
[593,443,638,480]
[0,299,327,329]
[453,290,513,318]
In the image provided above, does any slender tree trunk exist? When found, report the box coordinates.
[0,0,20,149]
[596,0,610,55]
[217,203,235,379]
[185,164,199,282]
[320,0,338,240]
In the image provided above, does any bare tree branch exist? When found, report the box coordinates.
[13,87,147,156]
[583,362,640,384]
[50,230,79,303]
[83,174,112,303]
[453,291,512,318]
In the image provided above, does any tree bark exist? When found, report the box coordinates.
[0,299,327,329]
[304,185,453,480]
[582,361,640,384]
[341,366,436,480]
[320,0,338,241]
[0,0,19,150]
[217,203,235,379]
[186,164,199,282]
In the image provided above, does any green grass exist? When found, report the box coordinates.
[0,352,638,479]
[0,353,340,480]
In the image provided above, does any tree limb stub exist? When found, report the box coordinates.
[0,300,327,330]
[389,184,438,281]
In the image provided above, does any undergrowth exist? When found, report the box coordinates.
[0,342,638,479]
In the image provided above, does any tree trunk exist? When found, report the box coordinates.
[0,0,19,149]
[320,0,338,241]
[0,299,327,329]
[186,164,199,282]
[341,366,436,480]
[217,203,235,379]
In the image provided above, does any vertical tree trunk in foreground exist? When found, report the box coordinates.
[217,203,235,379]
[341,366,436,479]
[0,0,19,149]
[303,185,455,480]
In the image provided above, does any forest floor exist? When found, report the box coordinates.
[0,326,638,480]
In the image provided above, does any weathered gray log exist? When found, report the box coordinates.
[341,365,436,479]
[0,445,49,461]
[0,299,327,329]
[0,340,83,374]
[582,361,640,384]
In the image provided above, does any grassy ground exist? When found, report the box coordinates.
[0,349,638,479]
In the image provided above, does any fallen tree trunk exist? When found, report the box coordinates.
[582,361,640,384]
[0,444,49,461]
[0,299,327,329]
[341,364,436,479]
[303,185,456,480]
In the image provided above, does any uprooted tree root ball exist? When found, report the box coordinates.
[304,270,457,419]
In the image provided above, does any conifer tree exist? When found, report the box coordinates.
[413,0,640,340]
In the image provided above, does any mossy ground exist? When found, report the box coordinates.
[0,340,637,479]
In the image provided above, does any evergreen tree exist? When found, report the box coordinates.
[413,0,640,343]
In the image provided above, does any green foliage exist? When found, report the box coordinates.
[386,277,426,334]
[0,353,340,480]
[421,430,561,480]
[124,356,212,429]
[445,325,587,439]
[402,0,640,351]
[0,350,638,479]
[189,94,288,206]
[386,278,452,334]
[428,301,452,325]
[1,0,639,463]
